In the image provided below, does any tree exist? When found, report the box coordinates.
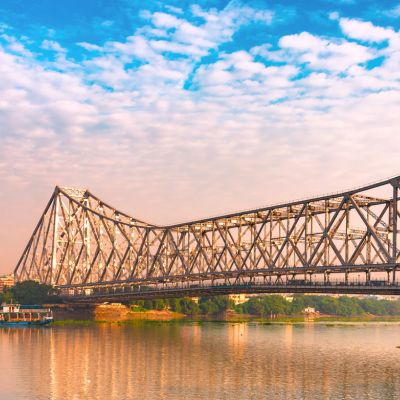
[152,299,168,310]
[11,280,56,304]
[290,295,306,314]
[143,299,153,309]
[199,296,233,315]
[245,298,265,315]
[0,289,13,304]
[175,297,199,315]
[168,298,181,313]
[317,297,338,315]
[336,297,364,316]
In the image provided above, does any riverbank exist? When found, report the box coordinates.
[49,303,186,322]
[49,303,400,325]
[95,303,185,321]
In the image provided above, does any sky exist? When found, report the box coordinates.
[0,0,400,273]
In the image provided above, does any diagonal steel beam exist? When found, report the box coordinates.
[350,195,391,262]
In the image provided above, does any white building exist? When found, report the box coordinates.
[228,294,248,305]
[303,307,318,314]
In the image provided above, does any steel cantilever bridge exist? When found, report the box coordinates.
[14,176,400,302]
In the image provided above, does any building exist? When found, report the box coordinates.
[0,274,15,292]
[303,307,319,315]
[228,294,248,305]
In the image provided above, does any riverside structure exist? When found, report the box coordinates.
[14,176,400,302]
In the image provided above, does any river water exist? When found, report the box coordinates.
[0,322,399,400]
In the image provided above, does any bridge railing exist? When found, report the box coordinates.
[60,279,400,301]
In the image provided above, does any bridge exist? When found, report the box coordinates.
[14,176,400,302]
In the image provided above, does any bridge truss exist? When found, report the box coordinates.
[14,177,400,301]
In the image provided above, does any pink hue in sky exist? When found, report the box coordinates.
[1,7,400,274]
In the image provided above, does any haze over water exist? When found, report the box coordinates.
[0,322,399,400]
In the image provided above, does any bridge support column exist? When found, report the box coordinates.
[345,271,348,285]
[391,180,398,284]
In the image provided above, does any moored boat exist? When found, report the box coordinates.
[0,304,53,326]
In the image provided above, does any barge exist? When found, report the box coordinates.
[0,304,53,326]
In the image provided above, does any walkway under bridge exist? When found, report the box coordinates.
[14,176,400,302]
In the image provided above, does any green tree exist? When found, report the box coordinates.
[130,300,146,311]
[143,299,154,309]
[336,297,364,316]
[245,298,265,315]
[0,289,13,304]
[11,280,56,304]
[178,297,199,315]
[168,298,182,313]
[317,297,339,315]
[289,295,306,314]
[152,299,167,310]
[199,296,233,314]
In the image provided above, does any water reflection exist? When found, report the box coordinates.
[0,323,399,399]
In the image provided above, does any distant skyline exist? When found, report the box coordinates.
[1,0,400,273]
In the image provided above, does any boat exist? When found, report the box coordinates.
[0,304,53,326]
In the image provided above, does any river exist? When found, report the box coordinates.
[0,322,399,399]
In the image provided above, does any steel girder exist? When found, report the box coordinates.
[14,177,400,293]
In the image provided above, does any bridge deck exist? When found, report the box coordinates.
[62,281,400,303]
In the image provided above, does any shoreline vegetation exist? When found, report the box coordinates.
[52,294,400,325]
[2,282,400,325]
[51,311,400,326]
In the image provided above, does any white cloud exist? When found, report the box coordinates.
[78,42,102,51]
[0,23,10,32]
[1,34,33,57]
[383,4,400,18]
[151,12,181,29]
[164,5,183,15]
[278,32,375,72]
[329,11,339,21]
[41,39,66,53]
[1,9,400,272]
[339,18,395,42]
[101,20,114,28]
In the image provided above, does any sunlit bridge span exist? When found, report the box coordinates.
[14,176,400,302]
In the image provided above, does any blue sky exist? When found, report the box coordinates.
[0,0,400,270]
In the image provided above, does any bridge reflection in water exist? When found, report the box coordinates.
[14,176,400,301]
[1,323,400,400]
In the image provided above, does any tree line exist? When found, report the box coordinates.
[130,296,235,315]
[235,294,400,317]
[0,280,57,305]
[131,294,400,317]
[2,281,400,317]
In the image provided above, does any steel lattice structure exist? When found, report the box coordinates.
[14,177,400,300]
